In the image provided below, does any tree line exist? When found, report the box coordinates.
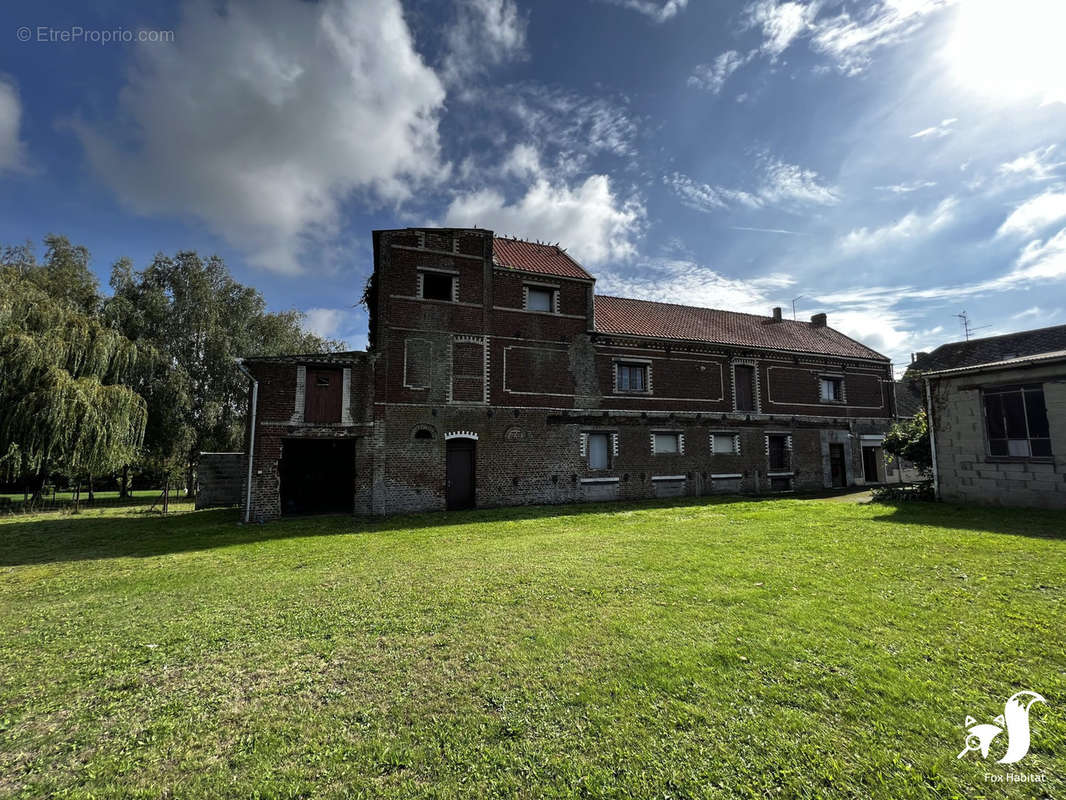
[0,235,342,502]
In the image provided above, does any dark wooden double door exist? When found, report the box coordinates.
[445,438,476,510]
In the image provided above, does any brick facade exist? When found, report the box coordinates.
[240,228,895,520]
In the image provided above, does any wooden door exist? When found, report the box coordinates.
[306,369,342,423]
[829,443,846,487]
[446,438,476,510]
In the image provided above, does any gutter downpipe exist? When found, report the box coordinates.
[235,358,258,523]
[924,377,940,500]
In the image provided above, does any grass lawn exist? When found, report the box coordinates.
[1,497,1063,798]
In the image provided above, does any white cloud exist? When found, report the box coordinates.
[998,145,1065,182]
[810,0,952,76]
[1008,228,1066,283]
[996,191,1066,238]
[74,0,448,274]
[876,180,937,193]
[687,50,751,94]
[302,307,347,339]
[0,77,26,172]
[597,258,791,314]
[442,0,527,86]
[666,155,837,213]
[745,0,818,57]
[1012,306,1060,321]
[442,174,645,265]
[839,196,957,251]
[910,118,957,139]
[601,0,689,23]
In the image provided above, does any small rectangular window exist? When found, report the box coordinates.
[587,433,610,470]
[653,433,679,454]
[711,433,736,454]
[526,286,554,312]
[421,272,454,301]
[820,376,843,402]
[617,363,648,392]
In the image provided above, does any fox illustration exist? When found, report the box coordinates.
[957,690,1046,764]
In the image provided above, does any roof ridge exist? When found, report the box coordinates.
[929,322,1066,350]
[596,294,800,323]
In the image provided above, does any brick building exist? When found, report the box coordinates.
[238,228,896,520]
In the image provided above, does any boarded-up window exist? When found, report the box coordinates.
[734,365,755,411]
[452,338,485,402]
[306,368,342,423]
[404,338,432,389]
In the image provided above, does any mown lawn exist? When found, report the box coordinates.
[1,497,1063,799]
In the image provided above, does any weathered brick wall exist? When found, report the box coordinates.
[931,364,1066,508]
[195,452,244,508]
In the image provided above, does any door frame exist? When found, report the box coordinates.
[828,442,847,488]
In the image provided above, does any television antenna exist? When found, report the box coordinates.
[956,310,990,341]
[791,296,803,320]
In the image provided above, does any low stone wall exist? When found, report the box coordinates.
[196,452,244,509]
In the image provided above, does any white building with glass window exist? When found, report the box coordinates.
[914,325,1066,509]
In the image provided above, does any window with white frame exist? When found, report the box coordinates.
[652,432,681,454]
[820,375,844,402]
[420,271,455,302]
[617,362,648,392]
[710,433,739,454]
[525,285,556,312]
[587,432,610,470]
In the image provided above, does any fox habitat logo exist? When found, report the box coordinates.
[957,690,1046,764]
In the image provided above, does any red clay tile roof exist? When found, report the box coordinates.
[492,237,594,281]
[594,296,889,361]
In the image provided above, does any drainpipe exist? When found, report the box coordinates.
[235,358,258,523]
[924,377,940,500]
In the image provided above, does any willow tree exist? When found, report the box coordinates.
[0,268,149,498]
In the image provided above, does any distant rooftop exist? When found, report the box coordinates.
[913,324,1066,375]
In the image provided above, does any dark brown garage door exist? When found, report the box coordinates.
[280,438,354,515]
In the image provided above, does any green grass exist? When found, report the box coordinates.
[1,497,1063,799]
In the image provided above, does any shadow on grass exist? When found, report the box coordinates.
[2,493,1063,567]
[865,499,1066,539]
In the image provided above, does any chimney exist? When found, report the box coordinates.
[771,307,782,321]
[810,312,827,328]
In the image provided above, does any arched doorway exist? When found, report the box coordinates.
[445,436,476,510]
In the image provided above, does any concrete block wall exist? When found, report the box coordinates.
[195,452,244,509]
[931,365,1066,508]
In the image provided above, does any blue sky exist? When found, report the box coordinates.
[2,0,1065,373]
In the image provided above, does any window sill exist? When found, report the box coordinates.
[615,390,652,396]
